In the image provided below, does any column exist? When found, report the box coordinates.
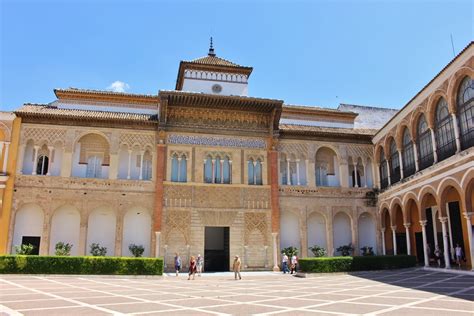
[60,147,72,177]
[155,231,161,257]
[78,215,88,256]
[253,160,257,184]
[177,157,181,182]
[109,153,119,180]
[286,159,291,185]
[463,212,474,271]
[452,113,462,153]
[306,159,312,186]
[2,142,9,174]
[363,163,368,188]
[153,143,166,246]
[420,220,429,267]
[439,217,451,268]
[430,128,438,163]
[398,151,404,180]
[386,160,391,186]
[220,159,224,184]
[16,143,26,174]
[391,225,397,255]
[295,159,300,185]
[139,151,145,180]
[432,208,439,247]
[413,143,420,172]
[375,163,381,189]
[46,146,54,176]
[203,159,206,182]
[211,159,215,183]
[127,149,132,179]
[229,160,233,184]
[404,223,411,255]
[353,163,358,187]
[381,228,386,255]
[114,213,123,257]
[272,232,279,271]
[32,145,39,175]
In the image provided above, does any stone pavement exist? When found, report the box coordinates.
[0,268,473,315]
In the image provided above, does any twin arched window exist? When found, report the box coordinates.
[435,98,456,161]
[248,158,263,185]
[417,115,434,170]
[389,140,400,184]
[402,128,416,177]
[171,154,187,182]
[457,76,474,149]
[204,155,231,184]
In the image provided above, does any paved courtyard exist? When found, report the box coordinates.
[0,268,473,315]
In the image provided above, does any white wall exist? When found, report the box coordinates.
[333,212,352,255]
[12,204,44,252]
[22,143,34,175]
[358,213,376,253]
[122,208,151,257]
[328,156,340,187]
[182,78,248,96]
[280,211,300,252]
[118,147,129,179]
[49,205,80,255]
[307,212,327,256]
[50,147,62,176]
[71,142,109,178]
[280,118,354,129]
[86,207,116,256]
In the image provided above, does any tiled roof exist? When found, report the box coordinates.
[55,88,158,99]
[15,104,158,124]
[186,55,245,68]
[279,124,377,136]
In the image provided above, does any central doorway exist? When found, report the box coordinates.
[204,227,229,272]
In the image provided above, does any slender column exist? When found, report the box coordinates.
[127,149,132,179]
[78,215,88,256]
[404,223,411,255]
[463,212,474,270]
[381,228,386,255]
[211,159,215,183]
[375,163,381,188]
[391,225,398,255]
[114,212,124,257]
[353,163,358,187]
[420,221,429,267]
[46,146,53,176]
[229,160,233,184]
[203,159,206,182]
[413,142,420,171]
[32,146,39,175]
[272,232,279,271]
[398,151,404,179]
[177,157,182,182]
[430,128,438,163]
[363,163,367,188]
[220,159,224,184]
[286,159,291,185]
[2,142,9,174]
[447,209,455,261]
[386,160,391,186]
[253,160,257,184]
[139,151,145,180]
[439,217,451,269]
[295,159,300,185]
[432,208,439,247]
[452,114,462,153]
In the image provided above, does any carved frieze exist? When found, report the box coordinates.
[197,210,238,226]
[167,134,266,149]
[119,133,155,150]
[194,186,241,208]
[244,212,268,244]
[165,210,191,244]
[22,127,67,145]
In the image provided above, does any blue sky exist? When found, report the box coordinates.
[1,0,472,111]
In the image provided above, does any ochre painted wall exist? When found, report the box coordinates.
[0,117,21,254]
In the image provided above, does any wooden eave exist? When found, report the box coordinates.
[54,88,160,106]
[175,61,253,90]
[279,125,376,143]
[282,105,358,122]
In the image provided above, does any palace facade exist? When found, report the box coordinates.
[0,42,472,271]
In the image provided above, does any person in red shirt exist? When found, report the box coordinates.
[188,256,197,280]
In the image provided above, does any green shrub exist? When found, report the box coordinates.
[90,243,107,256]
[308,245,327,257]
[0,255,163,275]
[14,244,35,255]
[360,246,374,256]
[336,243,354,256]
[129,244,145,258]
[299,255,416,273]
[281,246,298,258]
[55,242,73,256]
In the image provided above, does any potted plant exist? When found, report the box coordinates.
[14,244,35,255]
[128,244,145,257]
[360,246,374,256]
[336,243,354,256]
[308,245,327,257]
[90,243,107,256]
[55,242,73,256]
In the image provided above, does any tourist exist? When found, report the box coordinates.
[196,254,203,276]
[290,254,298,274]
[455,244,463,268]
[233,255,242,280]
[282,253,289,274]
[188,256,197,280]
[174,253,181,277]
[434,245,442,267]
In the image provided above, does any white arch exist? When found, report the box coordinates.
[307,212,327,256]
[358,213,376,254]
[280,211,300,252]
[49,205,80,256]
[86,207,116,256]
[122,207,151,257]
[333,212,352,255]
[12,204,44,253]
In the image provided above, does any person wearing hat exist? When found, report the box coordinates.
[233,255,242,280]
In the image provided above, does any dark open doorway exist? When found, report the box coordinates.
[204,227,229,272]
[21,236,40,255]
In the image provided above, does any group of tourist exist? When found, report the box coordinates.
[281,253,298,274]
[427,243,465,268]
[173,253,243,280]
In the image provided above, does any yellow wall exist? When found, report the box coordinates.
[0,116,21,254]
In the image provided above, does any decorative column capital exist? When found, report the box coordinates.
[403,223,411,229]
[438,216,448,223]
[463,212,473,220]
[419,220,427,226]
[391,225,397,231]
[381,227,386,233]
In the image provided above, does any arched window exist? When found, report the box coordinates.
[204,156,212,183]
[142,152,152,181]
[389,139,400,184]
[435,98,456,161]
[417,115,434,170]
[402,128,415,177]
[171,153,187,182]
[379,149,388,189]
[214,156,222,183]
[86,155,102,178]
[248,159,254,185]
[457,76,474,149]
[179,154,187,182]
[171,154,179,182]
[36,155,49,175]
[315,147,339,187]
[223,156,231,184]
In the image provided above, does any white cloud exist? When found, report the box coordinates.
[107,81,130,93]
